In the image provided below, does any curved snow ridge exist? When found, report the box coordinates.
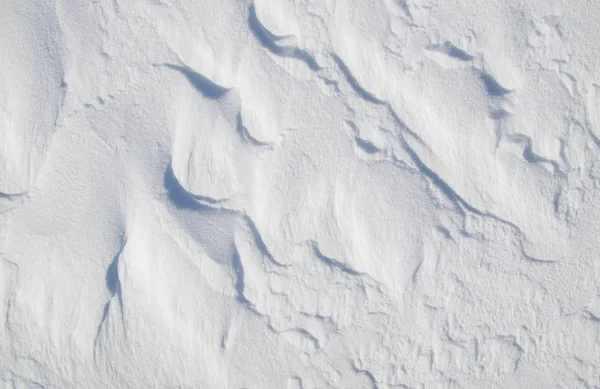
[164,62,274,204]
[248,3,320,72]
[165,163,235,208]
[331,53,386,105]
[163,162,287,272]
[235,112,274,148]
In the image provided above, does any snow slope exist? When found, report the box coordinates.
[1,0,599,388]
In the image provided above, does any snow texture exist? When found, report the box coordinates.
[1,0,599,388]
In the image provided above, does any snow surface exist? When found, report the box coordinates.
[1,0,599,388]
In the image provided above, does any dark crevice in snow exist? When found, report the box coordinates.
[400,137,557,263]
[164,164,212,211]
[265,324,321,350]
[166,163,232,206]
[517,239,557,264]
[331,54,386,105]
[445,42,473,61]
[231,249,249,305]
[164,166,287,270]
[355,137,380,154]
[284,327,320,349]
[109,240,125,306]
[436,225,452,240]
[0,191,28,201]
[345,119,359,134]
[94,239,127,363]
[506,133,563,174]
[293,50,321,71]
[53,79,68,128]
[411,259,424,283]
[351,362,379,389]
[481,72,511,97]
[192,193,230,205]
[583,310,600,322]
[163,64,229,99]
[289,376,304,389]
[553,190,562,214]
[248,3,287,53]
[319,76,341,92]
[400,138,465,214]
[329,51,551,264]
[490,111,564,173]
[387,106,429,148]
[308,240,363,276]
[426,42,473,61]
[106,246,123,297]
[346,119,381,153]
[163,165,288,313]
[248,4,320,71]
[94,302,111,349]
[164,164,286,270]
[242,214,286,267]
[5,299,13,333]
[220,331,228,349]
[489,108,511,120]
[397,0,414,23]
[235,112,272,147]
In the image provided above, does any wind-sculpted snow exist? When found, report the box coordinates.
[1,0,600,388]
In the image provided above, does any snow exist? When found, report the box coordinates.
[1,0,599,388]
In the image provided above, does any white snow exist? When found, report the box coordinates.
[1,0,599,388]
